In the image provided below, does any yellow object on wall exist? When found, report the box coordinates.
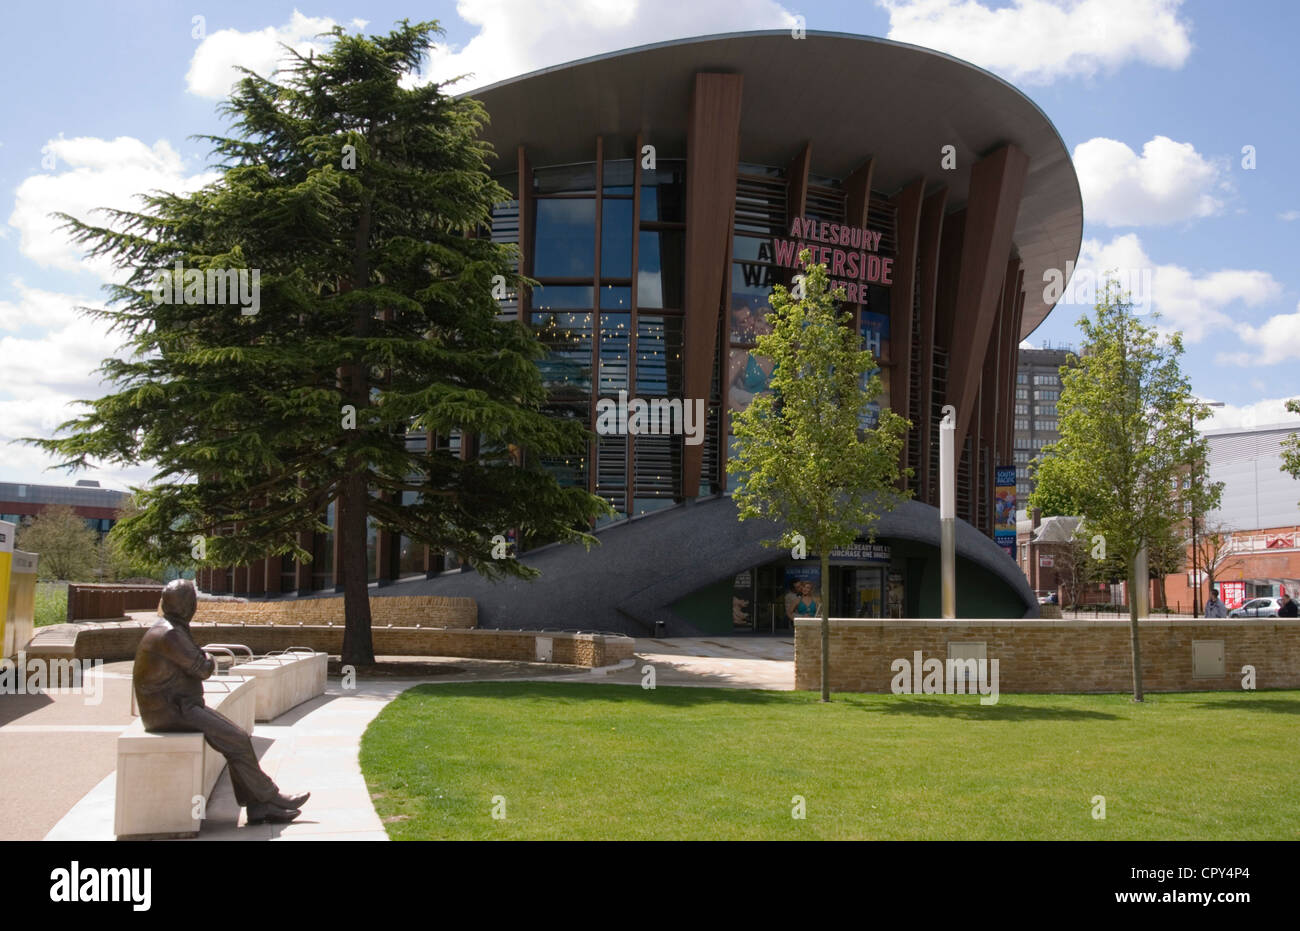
[0,520,39,658]
[0,520,13,657]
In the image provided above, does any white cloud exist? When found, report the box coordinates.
[1203,397,1300,432]
[0,285,154,488]
[1218,302,1300,367]
[423,0,796,91]
[879,0,1193,85]
[186,11,346,99]
[1074,136,1225,227]
[8,136,220,282]
[1052,233,1281,343]
[1280,210,1300,221]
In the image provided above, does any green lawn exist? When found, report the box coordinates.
[33,581,67,627]
[359,682,1300,840]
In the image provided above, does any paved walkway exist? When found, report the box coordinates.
[3,635,794,841]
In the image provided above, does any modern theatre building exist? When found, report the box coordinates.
[198,31,1083,635]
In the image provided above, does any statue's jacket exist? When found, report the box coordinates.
[132,618,215,729]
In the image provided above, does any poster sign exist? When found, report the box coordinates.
[732,571,753,629]
[994,466,1017,558]
[1039,556,1055,568]
[783,564,822,624]
[1218,581,1246,610]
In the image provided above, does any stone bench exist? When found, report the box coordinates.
[114,675,256,840]
[229,648,328,722]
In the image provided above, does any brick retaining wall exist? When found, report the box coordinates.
[51,622,632,668]
[795,617,1300,693]
[192,595,476,628]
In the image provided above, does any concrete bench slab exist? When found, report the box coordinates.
[230,650,327,722]
[114,675,256,840]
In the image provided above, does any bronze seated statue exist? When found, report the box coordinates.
[133,579,309,825]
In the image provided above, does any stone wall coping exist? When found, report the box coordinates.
[794,617,1300,630]
[88,619,632,643]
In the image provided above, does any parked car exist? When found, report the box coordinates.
[1036,591,1054,605]
[1228,597,1281,618]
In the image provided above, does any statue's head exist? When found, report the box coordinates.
[159,579,198,625]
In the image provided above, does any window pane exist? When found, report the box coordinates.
[534,285,593,309]
[601,199,633,278]
[534,199,595,277]
[599,285,631,310]
[640,162,686,222]
[603,159,634,194]
[532,311,593,396]
[534,164,596,194]
[638,229,684,309]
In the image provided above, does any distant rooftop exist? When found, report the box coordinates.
[0,480,130,509]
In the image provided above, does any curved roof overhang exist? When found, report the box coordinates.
[466,30,1083,340]
[376,495,1038,634]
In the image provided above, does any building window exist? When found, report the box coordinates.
[1035,419,1058,431]
[1016,388,1028,400]
[1017,373,1028,384]
[1015,418,1029,430]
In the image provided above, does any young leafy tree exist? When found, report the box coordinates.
[15,506,99,582]
[728,251,911,701]
[1029,277,1212,700]
[1280,399,1300,488]
[1194,519,1241,604]
[31,21,607,665]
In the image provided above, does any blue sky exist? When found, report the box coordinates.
[1,0,1297,488]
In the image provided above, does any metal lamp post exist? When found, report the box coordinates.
[940,404,956,619]
[1190,399,1224,617]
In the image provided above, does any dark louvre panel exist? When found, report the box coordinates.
[928,347,949,507]
[634,433,680,498]
[490,199,520,319]
[804,183,846,224]
[596,433,627,514]
[907,268,923,485]
[957,436,972,521]
[868,198,898,255]
[735,168,787,236]
[702,405,722,493]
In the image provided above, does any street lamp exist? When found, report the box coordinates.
[1190,399,1224,617]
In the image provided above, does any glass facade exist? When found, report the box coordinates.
[525,155,688,521]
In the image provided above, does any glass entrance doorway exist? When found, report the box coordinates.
[838,566,886,618]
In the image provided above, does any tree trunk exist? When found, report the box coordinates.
[339,189,375,667]
[819,551,831,703]
[339,468,375,667]
[1127,557,1144,702]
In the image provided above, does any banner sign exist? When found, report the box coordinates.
[769,216,894,305]
[994,466,1017,558]
[829,542,891,562]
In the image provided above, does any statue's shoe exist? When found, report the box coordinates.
[247,803,301,825]
[273,791,311,809]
